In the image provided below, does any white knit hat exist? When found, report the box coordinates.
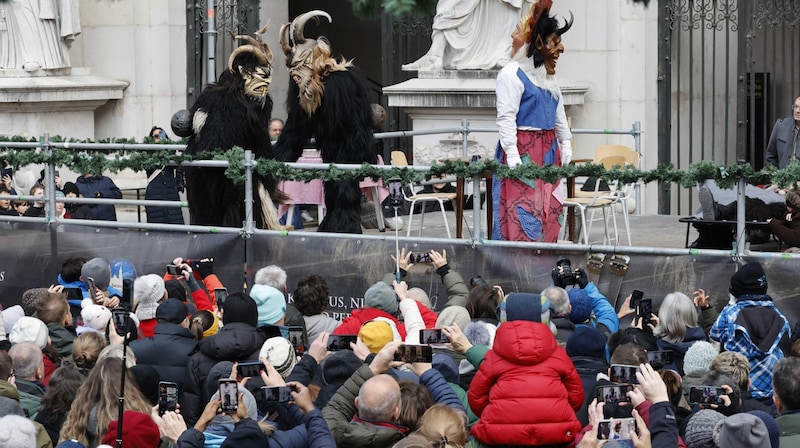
[0,414,36,448]
[134,274,165,321]
[9,317,49,349]
[259,336,297,379]
[81,304,112,332]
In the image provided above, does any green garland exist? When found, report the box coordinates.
[2,137,800,189]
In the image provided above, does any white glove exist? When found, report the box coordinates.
[507,153,522,168]
[560,140,573,166]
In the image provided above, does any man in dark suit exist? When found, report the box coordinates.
[765,96,800,169]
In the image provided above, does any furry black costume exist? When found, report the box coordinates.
[273,11,377,234]
[172,24,286,228]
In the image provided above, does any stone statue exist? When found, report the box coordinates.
[402,0,533,71]
[0,0,81,71]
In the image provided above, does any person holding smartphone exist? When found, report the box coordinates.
[651,292,708,376]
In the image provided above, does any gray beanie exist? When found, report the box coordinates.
[714,413,770,448]
[436,306,471,331]
[81,258,111,291]
[683,341,718,376]
[364,282,398,315]
[684,409,725,448]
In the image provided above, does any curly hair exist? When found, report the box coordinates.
[292,274,330,316]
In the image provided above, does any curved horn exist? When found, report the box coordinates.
[279,22,293,55]
[289,10,332,47]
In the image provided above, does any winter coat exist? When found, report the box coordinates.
[0,380,55,448]
[182,322,266,426]
[46,323,76,362]
[304,314,339,345]
[35,408,68,446]
[129,322,198,391]
[333,304,438,340]
[75,174,122,221]
[570,355,609,426]
[145,168,184,224]
[768,209,800,247]
[777,412,800,446]
[656,326,708,376]
[16,378,45,419]
[468,320,584,446]
[322,364,407,448]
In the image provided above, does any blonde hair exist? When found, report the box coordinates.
[97,343,137,368]
[416,404,468,448]
[59,357,152,446]
[72,332,108,373]
[709,351,751,391]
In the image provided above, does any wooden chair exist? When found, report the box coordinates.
[390,151,456,238]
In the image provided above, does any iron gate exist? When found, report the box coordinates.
[658,0,800,215]
[186,0,259,108]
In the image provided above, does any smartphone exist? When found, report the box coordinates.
[597,418,637,440]
[412,252,432,264]
[287,326,306,355]
[236,361,262,378]
[215,288,228,310]
[112,310,128,336]
[388,178,403,207]
[327,335,358,351]
[630,290,644,310]
[63,287,83,302]
[85,277,97,302]
[596,384,633,403]
[688,386,726,405]
[262,385,293,402]
[393,344,433,363]
[0,167,12,179]
[637,299,653,324]
[609,364,641,384]
[120,278,134,311]
[166,264,181,276]
[158,381,178,416]
[218,379,239,414]
[647,350,674,370]
[420,329,450,345]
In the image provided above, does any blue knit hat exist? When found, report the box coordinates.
[499,293,551,325]
[250,284,286,327]
[566,325,606,360]
[567,288,593,324]
[747,411,780,448]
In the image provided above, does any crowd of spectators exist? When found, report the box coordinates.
[0,249,799,448]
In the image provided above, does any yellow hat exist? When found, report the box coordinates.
[358,321,395,354]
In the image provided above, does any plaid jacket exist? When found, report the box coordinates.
[709,295,790,399]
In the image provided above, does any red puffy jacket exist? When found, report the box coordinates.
[468,320,584,446]
[333,302,438,339]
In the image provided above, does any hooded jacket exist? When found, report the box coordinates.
[333,303,438,340]
[182,322,266,426]
[468,320,584,446]
[656,325,708,376]
[74,174,122,221]
[129,322,198,391]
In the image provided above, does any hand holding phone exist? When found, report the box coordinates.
[688,386,727,406]
[636,299,653,326]
[327,335,357,351]
[237,361,263,378]
[287,326,306,355]
[596,384,633,403]
[597,417,637,440]
[158,381,178,416]
[166,264,182,276]
[393,344,433,363]
[420,329,449,345]
[609,364,641,384]
[630,290,644,310]
[262,385,293,402]
[218,379,239,414]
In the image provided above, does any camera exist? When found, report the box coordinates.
[411,252,432,264]
[470,275,488,288]
[552,257,580,287]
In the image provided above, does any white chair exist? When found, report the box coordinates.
[594,146,639,246]
[390,151,456,238]
[562,157,619,244]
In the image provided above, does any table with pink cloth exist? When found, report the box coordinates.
[278,152,388,230]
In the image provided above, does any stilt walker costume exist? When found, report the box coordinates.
[492,0,573,242]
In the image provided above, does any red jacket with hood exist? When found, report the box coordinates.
[333,302,438,339]
[468,320,584,446]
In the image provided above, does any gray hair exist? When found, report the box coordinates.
[542,286,569,317]
[653,292,697,344]
[8,342,43,379]
[255,265,287,290]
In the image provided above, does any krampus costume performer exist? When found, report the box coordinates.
[492,0,573,242]
[172,24,286,228]
[273,11,377,234]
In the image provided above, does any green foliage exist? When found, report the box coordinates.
[2,135,799,189]
[347,0,437,19]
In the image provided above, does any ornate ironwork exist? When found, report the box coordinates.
[392,16,433,37]
[754,0,800,30]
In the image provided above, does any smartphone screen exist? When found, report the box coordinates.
[219,379,239,414]
[388,178,403,206]
[420,329,449,345]
[637,299,653,323]
[237,361,262,378]
[393,344,433,363]
[597,418,637,440]
[327,335,358,351]
[263,386,293,402]
[287,326,306,355]
[412,252,432,264]
[630,290,644,309]
[158,381,178,416]
[121,278,134,311]
[647,350,674,370]
[595,384,633,403]
[215,288,228,310]
[688,386,726,405]
[166,264,181,276]
[609,364,641,384]
[112,310,128,336]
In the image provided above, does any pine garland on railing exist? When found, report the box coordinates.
[2,137,800,189]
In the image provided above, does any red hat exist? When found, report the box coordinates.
[100,411,161,448]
